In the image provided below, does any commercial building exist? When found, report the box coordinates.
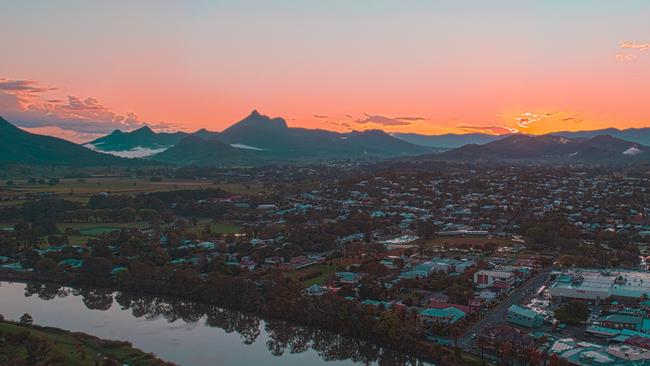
[549,269,650,303]
[474,269,515,289]
[506,305,544,328]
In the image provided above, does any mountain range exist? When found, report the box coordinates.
[86,126,187,157]
[392,132,507,149]
[0,116,128,166]
[393,127,650,149]
[3,111,650,167]
[91,110,431,165]
[430,134,649,163]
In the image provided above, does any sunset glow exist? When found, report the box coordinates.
[1,1,650,142]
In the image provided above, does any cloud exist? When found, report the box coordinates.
[354,112,425,126]
[0,77,172,140]
[0,79,56,93]
[458,125,518,135]
[514,112,557,129]
[393,116,426,122]
[325,120,353,130]
[616,53,637,61]
[561,116,583,123]
[313,114,328,119]
[619,41,650,51]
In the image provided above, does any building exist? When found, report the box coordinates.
[474,269,515,289]
[419,307,466,325]
[336,272,360,285]
[399,261,438,279]
[506,305,544,328]
[304,284,326,296]
[549,268,650,303]
[598,314,643,331]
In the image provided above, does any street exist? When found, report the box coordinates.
[459,270,550,349]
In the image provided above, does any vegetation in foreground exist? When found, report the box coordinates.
[0,314,174,366]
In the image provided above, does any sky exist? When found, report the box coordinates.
[1,0,649,142]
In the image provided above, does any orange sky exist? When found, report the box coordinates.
[1,1,649,142]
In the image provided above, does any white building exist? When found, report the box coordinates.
[473,269,515,289]
[549,268,650,302]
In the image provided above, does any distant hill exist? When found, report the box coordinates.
[151,135,258,165]
[0,116,130,166]
[433,134,649,164]
[392,132,507,149]
[149,110,430,165]
[552,127,650,146]
[85,126,188,157]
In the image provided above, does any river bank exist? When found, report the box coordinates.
[0,318,174,366]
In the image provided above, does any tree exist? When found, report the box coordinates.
[25,335,52,365]
[554,300,589,325]
[35,258,58,273]
[417,220,438,240]
[82,257,113,279]
[20,313,34,325]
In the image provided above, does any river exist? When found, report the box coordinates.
[0,281,428,365]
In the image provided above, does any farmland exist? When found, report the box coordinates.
[0,177,267,206]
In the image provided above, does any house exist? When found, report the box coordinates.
[336,272,360,285]
[506,305,543,328]
[419,307,466,325]
[361,299,393,310]
[428,301,476,314]
[399,261,438,279]
[58,258,84,269]
[598,314,643,331]
[304,284,326,296]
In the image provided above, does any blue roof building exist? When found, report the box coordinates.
[419,307,466,324]
[506,305,543,328]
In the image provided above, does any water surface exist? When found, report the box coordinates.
[0,281,426,365]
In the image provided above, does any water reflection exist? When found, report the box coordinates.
[15,282,426,365]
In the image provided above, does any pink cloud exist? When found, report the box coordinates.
[458,125,517,135]
[619,41,650,51]
[355,112,425,126]
[0,77,173,139]
[616,53,637,61]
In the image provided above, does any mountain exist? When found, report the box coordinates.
[151,135,257,164]
[392,132,508,149]
[150,110,430,165]
[552,127,650,146]
[435,134,649,163]
[85,126,188,157]
[0,116,130,166]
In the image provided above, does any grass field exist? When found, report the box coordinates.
[0,321,170,366]
[58,222,148,234]
[290,264,337,287]
[0,177,267,205]
[426,236,517,249]
[187,219,242,235]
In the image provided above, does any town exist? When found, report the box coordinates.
[2,162,650,365]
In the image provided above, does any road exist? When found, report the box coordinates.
[459,270,550,349]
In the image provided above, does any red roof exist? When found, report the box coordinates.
[625,336,650,350]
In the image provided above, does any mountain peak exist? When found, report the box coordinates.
[223,110,288,133]
[132,125,154,135]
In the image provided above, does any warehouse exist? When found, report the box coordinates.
[549,269,650,303]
